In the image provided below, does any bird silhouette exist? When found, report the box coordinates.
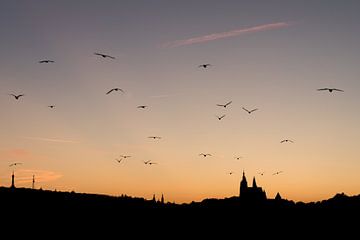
[48,105,55,109]
[137,105,148,109]
[94,52,115,59]
[106,88,124,95]
[234,156,243,160]
[38,60,55,63]
[216,114,226,120]
[148,136,161,139]
[120,155,131,159]
[148,162,157,165]
[9,94,24,100]
[115,158,123,163]
[280,139,294,143]
[228,171,234,175]
[317,88,344,93]
[242,107,258,114]
[199,153,212,157]
[258,172,265,176]
[216,101,232,108]
[143,160,151,165]
[198,64,212,68]
[273,171,283,175]
[9,162,22,167]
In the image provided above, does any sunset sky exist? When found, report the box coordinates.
[1,1,360,203]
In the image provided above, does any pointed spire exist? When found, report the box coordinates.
[252,177,257,188]
[152,194,156,202]
[32,175,35,189]
[161,193,164,204]
[239,170,248,197]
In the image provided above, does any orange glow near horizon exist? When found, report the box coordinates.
[1,1,360,204]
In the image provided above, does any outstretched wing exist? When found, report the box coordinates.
[333,88,344,92]
[106,55,115,59]
[106,89,114,94]
[317,88,329,91]
[225,101,232,106]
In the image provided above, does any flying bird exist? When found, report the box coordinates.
[199,153,212,157]
[198,64,212,69]
[115,158,123,163]
[228,171,234,175]
[216,101,232,108]
[317,88,344,93]
[216,114,226,120]
[38,60,55,63]
[242,107,258,114]
[9,162,22,167]
[234,156,243,160]
[148,136,161,139]
[106,88,124,95]
[120,155,131,159]
[273,171,283,175]
[9,94,24,100]
[137,105,148,109]
[280,139,294,143]
[48,105,55,109]
[258,172,265,176]
[144,160,157,165]
[94,52,115,59]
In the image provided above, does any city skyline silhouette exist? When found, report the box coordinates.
[1,1,360,204]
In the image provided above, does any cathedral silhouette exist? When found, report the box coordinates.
[239,171,267,201]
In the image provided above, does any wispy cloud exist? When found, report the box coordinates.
[1,148,32,159]
[14,169,62,184]
[162,22,291,48]
[149,94,180,99]
[21,136,79,143]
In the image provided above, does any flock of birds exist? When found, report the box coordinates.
[7,53,345,183]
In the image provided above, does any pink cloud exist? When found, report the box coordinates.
[162,22,291,48]
[14,169,62,184]
[1,148,33,159]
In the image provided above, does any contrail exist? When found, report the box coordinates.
[21,136,79,143]
[162,22,291,48]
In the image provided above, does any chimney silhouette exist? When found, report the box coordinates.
[11,171,15,188]
[32,175,35,189]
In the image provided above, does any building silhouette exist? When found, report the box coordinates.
[239,171,266,201]
[32,175,35,189]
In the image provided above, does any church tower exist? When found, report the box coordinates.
[11,171,15,188]
[239,171,248,197]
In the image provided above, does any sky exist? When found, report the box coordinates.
[1,0,360,203]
